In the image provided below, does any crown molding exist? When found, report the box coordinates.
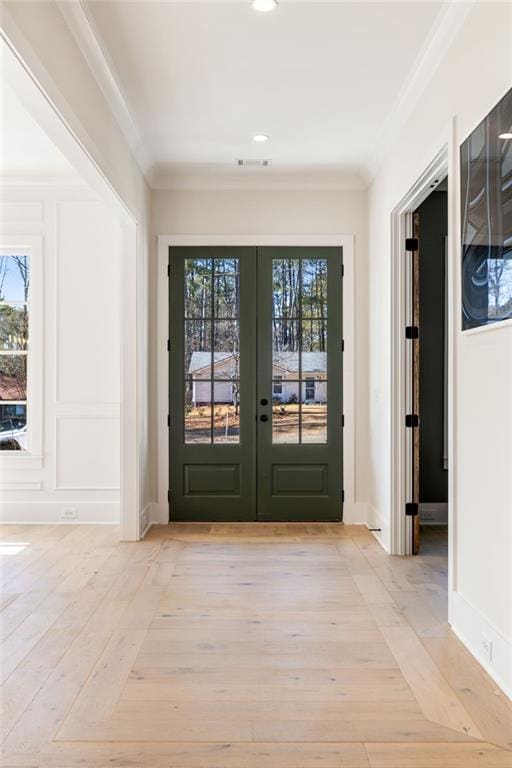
[363,0,475,182]
[57,0,152,175]
[148,168,369,192]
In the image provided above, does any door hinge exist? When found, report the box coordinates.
[405,237,418,252]
[405,326,419,339]
[342,339,345,352]
[167,264,170,277]
[341,264,345,277]
[405,502,418,517]
[342,489,345,503]
[341,414,345,428]
[405,414,419,428]
[167,414,170,428]
[167,339,170,352]
[167,489,171,503]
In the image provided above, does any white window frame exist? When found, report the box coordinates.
[0,237,43,470]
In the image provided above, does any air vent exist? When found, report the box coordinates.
[236,158,272,167]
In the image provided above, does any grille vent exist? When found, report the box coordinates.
[236,158,272,167]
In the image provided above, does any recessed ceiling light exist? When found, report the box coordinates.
[253,134,269,143]
[499,132,512,139]
[252,0,278,12]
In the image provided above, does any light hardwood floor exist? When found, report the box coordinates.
[0,523,511,767]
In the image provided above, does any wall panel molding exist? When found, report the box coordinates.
[54,414,120,491]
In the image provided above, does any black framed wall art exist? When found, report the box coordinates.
[461,87,512,330]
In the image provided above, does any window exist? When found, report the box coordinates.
[305,377,315,401]
[273,375,283,396]
[0,254,29,451]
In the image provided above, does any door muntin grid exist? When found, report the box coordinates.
[271,257,328,444]
[184,257,240,444]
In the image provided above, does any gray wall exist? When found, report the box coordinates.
[415,190,448,503]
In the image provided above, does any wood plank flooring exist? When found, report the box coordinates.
[1,523,511,767]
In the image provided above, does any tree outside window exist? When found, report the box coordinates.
[0,254,30,451]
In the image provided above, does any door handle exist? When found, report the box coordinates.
[260,414,269,422]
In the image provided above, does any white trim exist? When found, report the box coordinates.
[452,591,512,700]
[0,481,42,491]
[0,235,44,468]
[390,142,450,555]
[1,36,142,541]
[364,1,474,180]
[148,170,367,193]
[459,317,512,337]
[389,131,456,626]
[0,501,119,524]
[156,234,357,525]
[57,0,150,175]
[53,414,121,492]
[120,221,140,540]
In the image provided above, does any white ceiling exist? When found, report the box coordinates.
[1,85,77,177]
[81,1,447,187]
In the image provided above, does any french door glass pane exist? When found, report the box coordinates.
[213,321,239,377]
[214,259,239,318]
[272,391,299,444]
[273,259,300,319]
[301,396,328,444]
[213,399,240,444]
[185,379,212,444]
[302,259,328,318]
[185,258,212,318]
[272,320,299,357]
[302,320,327,354]
[185,320,213,379]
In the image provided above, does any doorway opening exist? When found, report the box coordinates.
[168,246,343,522]
[410,180,449,554]
[390,143,452,562]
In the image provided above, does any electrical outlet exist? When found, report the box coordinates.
[481,633,493,662]
[61,506,78,520]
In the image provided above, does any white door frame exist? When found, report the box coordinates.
[156,234,356,525]
[390,125,456,617]
[2,36,141,541]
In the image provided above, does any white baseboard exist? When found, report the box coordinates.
[366,503,390,552]
[140,502,162,538]
[452,591,512,700]
[0,501,119,524]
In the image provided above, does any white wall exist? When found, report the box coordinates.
[151,188,369,517]
[2,1,152,538]
[367,2,512,694]
[0,182,121,523]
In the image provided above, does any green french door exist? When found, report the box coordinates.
[169,246,343,521]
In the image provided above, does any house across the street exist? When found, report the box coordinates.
[187,351,327,405]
